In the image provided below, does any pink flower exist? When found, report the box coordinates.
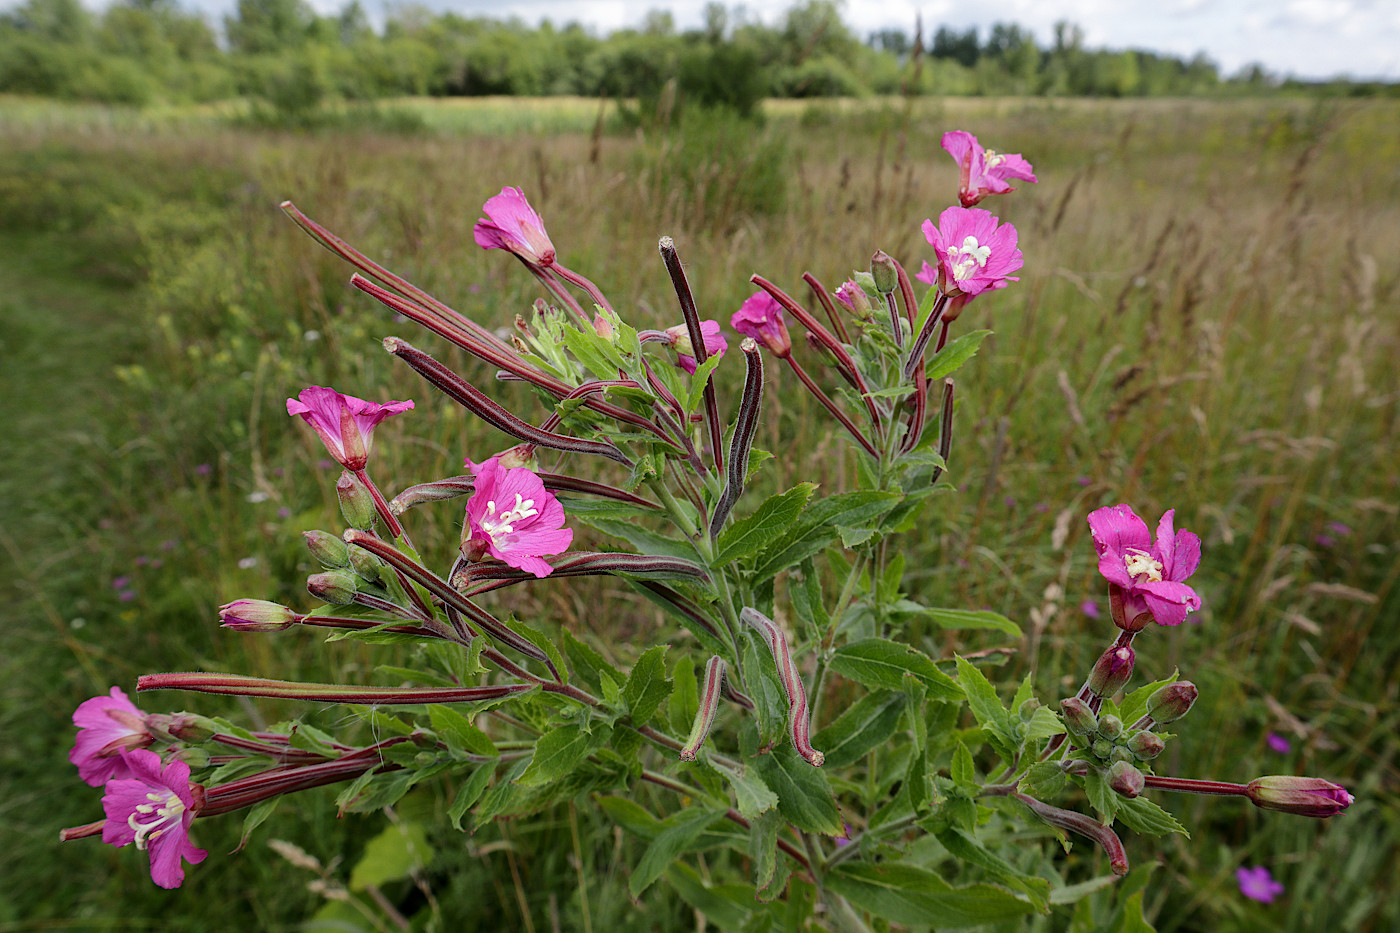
[731,292,791,357]
[286,386,414,471]
[941,130,1038,207]
[70,687,154,787]
[1266,732,1292,754]
[1087,504,1202,628]
[1080,599,1101,620]
[664,320,728,374]
[473,186,556,267]
[916,207,1023,298]
[1236,865,1284,903]
[834,280,872,318]
[462,457,573,578]
[101,749,207,888]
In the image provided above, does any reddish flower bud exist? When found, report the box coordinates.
[1246,776,1353,818]
[1060,697,1098,737]
[1087,645,1135,698]
[307,571,357,605]
[1146,681,1198,724]
[1126,731,1165,760]
[1107,760,1145,798]
[1097,714,1124,740]
[218,599,301,632]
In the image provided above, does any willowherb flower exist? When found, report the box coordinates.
[731,292,792,358]
[1088,504,1202,629]
[834,279,872,319]
[941,130,1038,207]
[473,186,556,267]
[1246,775,1353,818]
[286,386,414,472]
[1266,732,1292,754]
[70,687,154,787]
[1236,865,1285,903]
[664,320,728,374]
[101,748,207,888]
[462,457,573,578]
[917,207,1023,299]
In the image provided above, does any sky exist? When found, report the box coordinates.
[268,0,1399,82]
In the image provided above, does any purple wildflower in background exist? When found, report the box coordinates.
[111,576,131,590]
[1266,732,1292,754]
[941,130,1038,207]
[473,186,556,267]
[1326,521,1352,536]
[1081,599,1101,621]
[194,463,212,476]
[118,589,137,602]
[1236,866,1284,903]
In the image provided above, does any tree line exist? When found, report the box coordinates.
[1,0,1389,110]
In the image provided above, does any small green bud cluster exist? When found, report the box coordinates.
[1060,698,1169,770]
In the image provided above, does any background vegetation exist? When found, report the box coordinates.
[1,93,1397,930]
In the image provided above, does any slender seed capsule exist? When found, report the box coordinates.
[740,607,824,766]
[680,657,726,761]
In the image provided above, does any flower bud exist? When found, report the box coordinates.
[1246,776,1353,818]
[1087,645,1135,698]
[172,746,212,769]
[1126,730,1165,760]
[159,713,218,743]
[1018,697,1042,722]
[303,530,350,568]
[347,546,383,585]
[219,598,301,632]
[1109,745,1134,764]
[592,311,615,341]
[870,250,898,294]
[1060,697,1098,737]
[496,444,537,470]
[1107,760,1145,799]
[307,570,357,605]
[1146,681,1198,724]
[337,470,376,530]
[834,280,873,320]
[1091,738,1113,760]
[1098,714,1123,741]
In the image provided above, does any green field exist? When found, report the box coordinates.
[1,95,1396,931]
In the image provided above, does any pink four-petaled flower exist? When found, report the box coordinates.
[664,320,728,374]
[917,207,1023,298]
[1235,865,1284,903]
[730,292,792,357]
[473,187,556,267]
[1087,504,1202,628]
[287,386,414,471]
[70,687,154,787]
[463,457,573,578]
[101,748,208,889]
[941,130,1038,207]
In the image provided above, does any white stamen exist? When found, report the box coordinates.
[948,235,992,282]
[984,149,1005,169]
[126,789,186,851]
[479,493,539,546]
[1123,549,1164,583]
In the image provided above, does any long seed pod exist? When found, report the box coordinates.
[710,339,764,538]
[680,657,726,760]
[930,379,955,486]
[1013,792,1129,875]
[453,552,710,597]
[386,337,632,465]
[658,236,725,474]
[137,672,533,705]
[739,607,824,766]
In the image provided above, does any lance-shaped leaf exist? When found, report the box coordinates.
[740,607,823,766]
[829,638,963,702]
[826,864,1039,928]
[137,672,534,705]
[516,721,613,787]
[385,337,632,465]
[629,803,730,897]
[710,338,763,538]
[715,483,817,567]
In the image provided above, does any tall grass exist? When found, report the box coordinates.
[1,96,1395,931]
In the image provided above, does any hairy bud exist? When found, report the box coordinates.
[1246,776,1353,818]
[1107,760,1145,799]
[1087,645,1135,698]
[1146,681,1198,724]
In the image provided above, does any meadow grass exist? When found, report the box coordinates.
[0,95,1396,931]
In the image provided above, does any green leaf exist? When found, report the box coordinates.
[235,798,278,853]
[516,721,612,787]
[684,353,726,413]
[751,491,902,579]
[560,629,622,695]
[448,765,495,831]
[812,690,906,769]
[1114,795,1189,838]
[1049,874,1121,905]
[892,603,1022,638]
[668,655,699,735]
[597,795,662,840]
[924,329,992,382]
[429,705,499,758]
[630,804,728,896]
[743,634,790,749]
[827,864,1037,928]
[348,821,434,891]
[829,638,963,701]
[724,765,779,820]
[1018,761,1068,800]
[714,483,817,567]
[623,645,672,725]
[1082,768,1120,823]
[1023,705,1067,742]
[954,655,1016,758]
[1109,891,1155,933]
[748,810,782,894]
[951,740,976,786]
[936,828,1051,913]
[514,621,570,684]
[750,742,844,836]
[665,863,755,929]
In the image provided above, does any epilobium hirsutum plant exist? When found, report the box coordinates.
[62,131,1351,928]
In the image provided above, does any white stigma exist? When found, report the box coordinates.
[127,789,185,851]
[480,493,539,545]
[948,235,992,282]
[1123,549,1164,583]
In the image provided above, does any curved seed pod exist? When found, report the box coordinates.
[710,339,764,538]
[740,607,824,766]
[681,657,726,760]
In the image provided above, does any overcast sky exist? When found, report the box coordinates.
[109,0,1400,81]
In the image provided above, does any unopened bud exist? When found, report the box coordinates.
[172,746,211,769]
[1098,714,1123,741]
[804,331,837,365]
[1146,682,1198,724]
[1107,760,1145,798]
[1126,731,1165,760]
[592,312,615,341]
[160,713,218,743]
[347,546,383,585]
[1060,697,1098,737]
[496,444,537,470]
[1018,698,1042,722]
[219,598,301,632]
[1246,776,1353,818]
[1087,645,1135,698]
[1092,738,1113,760]
[870,250,898,294]
[834,280,873,320]
[336,470,376,530]
[304,530,349,568]
[1109,745,1134,764]
[307,570,357,605]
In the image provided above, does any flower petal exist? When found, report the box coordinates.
[1139,580,1202,626]
[1087,504,1151,585]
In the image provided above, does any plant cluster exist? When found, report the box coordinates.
[61,129,1351,928]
